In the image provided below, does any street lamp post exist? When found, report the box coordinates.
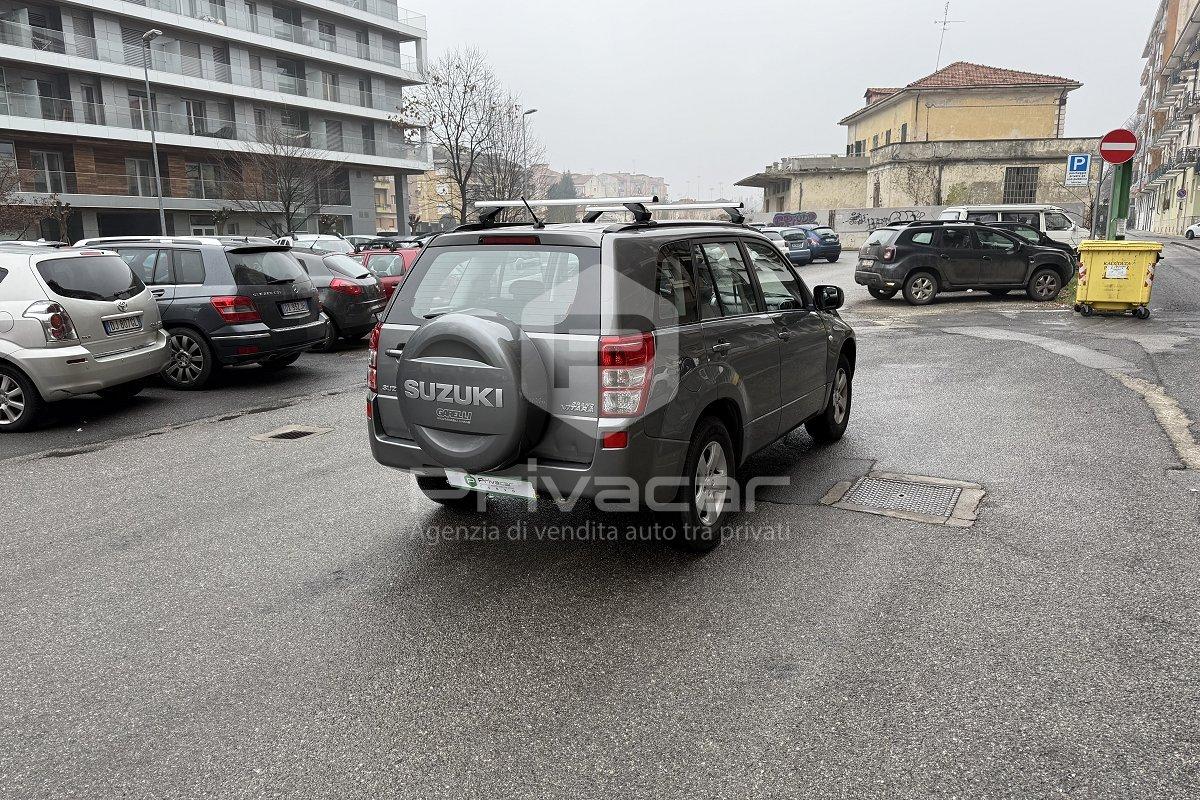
[521,108,537,198]
[141,28,167,236]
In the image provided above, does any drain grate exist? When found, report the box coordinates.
[821,471,985,528]
[250,425,333,442]
[842,477,962,519]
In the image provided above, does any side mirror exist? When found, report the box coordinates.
[814,285,844,311]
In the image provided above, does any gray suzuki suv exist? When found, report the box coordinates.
[368,207,856,550]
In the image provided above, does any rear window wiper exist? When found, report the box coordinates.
[267,277,296,285]
[422,307,454,319]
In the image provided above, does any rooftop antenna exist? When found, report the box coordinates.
[933,1,965,72]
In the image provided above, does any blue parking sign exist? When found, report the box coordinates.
[1066,153,1091,186]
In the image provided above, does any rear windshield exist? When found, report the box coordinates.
[810,227,836,237]
[864,228,899,247]
[762,231,784,240]
[324,254,371,278]
[781,229,809,242]
[388,245,599,333]
[365,253,408,277]
[226,250,308,286]
[37,256,144,301]
[298,238,354,254]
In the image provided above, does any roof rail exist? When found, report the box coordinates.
[895,219,976,227]
[582,201,745,224]
[473,196,659,227]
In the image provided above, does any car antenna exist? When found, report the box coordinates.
[521,196,544,229]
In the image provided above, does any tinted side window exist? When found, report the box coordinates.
[909,231,934,246]
[698,242,760,316]
[116,248,161,284]
[1045,212,1073,231]
[172,250,205,283]
[1001,211,1039,225]
[938,229,975,249]
[1013,226,1040,242]
[744,240,805,311]
[977,230,1018,251]
[692,244,721,320]
[0,267,8,284]
[654,241,698,325]
[966,212,998,223]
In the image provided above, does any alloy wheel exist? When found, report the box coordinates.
[694,440,730,527]
[1033,273,1059,299]
[910,277,934,301]
[832,368,849,425]
[0,374,26,426]
[166,334,205,385]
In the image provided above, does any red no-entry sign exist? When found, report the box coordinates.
[1099,129,1138,165]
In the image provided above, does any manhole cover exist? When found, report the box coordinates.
[842,477,962,518]
[250,425,333,442]
[821,471,985,527]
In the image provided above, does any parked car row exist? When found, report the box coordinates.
[0,234,411,433]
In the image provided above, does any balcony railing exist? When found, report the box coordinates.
[120,0,423,70]
[11,167,355,205]
[323,0,427,29]
[0,20,412,112]
[0,91,432,164]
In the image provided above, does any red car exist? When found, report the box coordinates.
[357,248,419,300]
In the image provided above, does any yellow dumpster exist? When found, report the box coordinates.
[1074,240,1162,320]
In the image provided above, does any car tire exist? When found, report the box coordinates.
[903,271,938,305]
[868,286,897,300]
[310,317,339,352]
[162,328,215,390]
[670,416,736,553]
[416,474,482,511]
[1187,230,1195,240]
[0,364,44,433]
[827,255,839,263]
[805,355,852,443]
[259,352,301,371]
[97,379,146,401]
[987,289,1011,297]
[1027,267,1062,302]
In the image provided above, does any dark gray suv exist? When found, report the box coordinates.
[368,214,856,550]
[88,238,327,389]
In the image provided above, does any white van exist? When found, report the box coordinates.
[938,205,1089,247]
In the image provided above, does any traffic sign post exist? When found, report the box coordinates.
[1100,129,1138,239]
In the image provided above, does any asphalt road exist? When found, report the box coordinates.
[2,244,1200,798]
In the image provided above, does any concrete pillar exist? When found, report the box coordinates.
[394,171,409,235]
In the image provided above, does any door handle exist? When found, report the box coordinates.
[777,329,792,340]
[151,289,165,297]
[940,254,951,260]
[982,256,992,261]
[711,341,732,353]
[384,348,404,359]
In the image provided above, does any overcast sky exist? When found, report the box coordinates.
[423,0,1158,204]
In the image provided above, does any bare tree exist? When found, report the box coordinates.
[399,47,505,224]
[474,98,550,220]
[0,159,43,239]
[215,125,347,237]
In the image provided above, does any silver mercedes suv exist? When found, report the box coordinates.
[0,244,169,432]
[368,199,856,550]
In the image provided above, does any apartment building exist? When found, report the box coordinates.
[1131,0,1200,234]
[0,0,431,239]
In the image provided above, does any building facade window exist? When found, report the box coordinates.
[1002,166,1039,204]
[900,123,908,142]
[186,162,220,199]
[884,129,891,145]
[30,150,65,193]
[126,157,155,196]
[872,134,879,150]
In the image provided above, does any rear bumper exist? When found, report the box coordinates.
[327,299,385,337]
[209,318,328,364]
[787,250,812,264]
[368,396,691,507]
[15,332,170,401]
[811,244,843,259]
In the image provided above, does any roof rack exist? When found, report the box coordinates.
[895,219,976,227]
[582,201,745,225]
[472,196,659,228]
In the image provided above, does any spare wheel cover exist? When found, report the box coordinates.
[397,312,549,472]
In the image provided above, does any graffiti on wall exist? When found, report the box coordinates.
[842,208,928,231]
[770,211,819,227]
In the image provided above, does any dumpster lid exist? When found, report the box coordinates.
[1078,240,1163,252]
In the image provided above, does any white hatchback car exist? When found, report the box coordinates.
[0,245,169,432]
[1184,222,1200,239]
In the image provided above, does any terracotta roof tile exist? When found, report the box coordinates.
[906,61,1080,89]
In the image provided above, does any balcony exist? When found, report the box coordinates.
[322,0,426,29]
[116,0,424,69]
[0,19,413,111]
[12,167,355,205]
[0,90,432,165]
[1163,146,1200,175]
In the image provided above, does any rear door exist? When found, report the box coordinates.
[934,227,981,287]
[33,253,160,357]
[742,239,827,430]
[114,247,174,308]
[694,240,781,454]
[225,247,321,328]
[974,229,1028,285]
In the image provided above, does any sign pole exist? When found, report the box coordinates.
[1091,159,1105,238]
[1107,161,1133,240]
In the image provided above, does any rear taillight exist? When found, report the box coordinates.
[210,295,261,323]
[24,301,77,343]
[330,278,364,297]
[367,322,381,392]
[599,332,655,417]
[882,246,896,262]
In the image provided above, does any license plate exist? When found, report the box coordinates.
[861,259,875,267]
[1104,263,1129,280]
[103,315,142,335]
[445,469,535,499]
[280,300,309,316]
